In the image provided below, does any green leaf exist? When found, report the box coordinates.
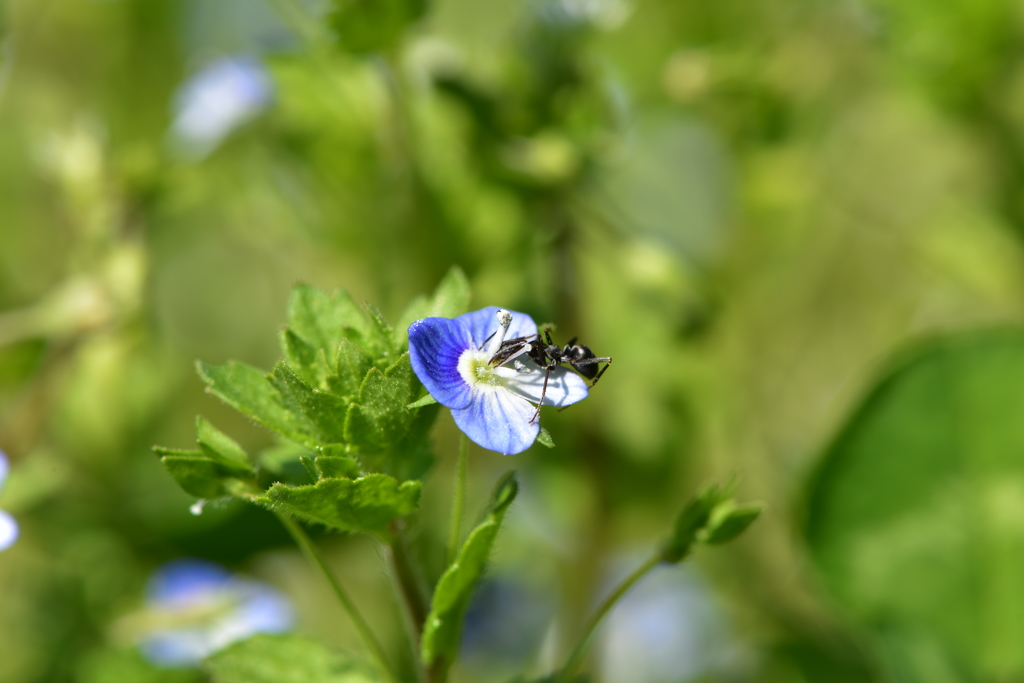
[269,362,349,444]
[78,647,204,683]
[256,473,421,535]
[205,634,381,683]
[315,454,363,479]
[536,427,555,448]
[327,0,428,56]
[197,360,309,443]
[700,502,762,545]
[156,449,255,499]
[328,339,374,398]
[660,484,726,563]
[805,331,1024,680]
[395,266,471,346]
[287,284,367,356]
[280,328,326,387]
[422,472,518,666]
[406,394,437,409]
[196,416,249,466]
[344,354,417,452]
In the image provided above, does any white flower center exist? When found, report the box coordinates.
[458,349,509,388]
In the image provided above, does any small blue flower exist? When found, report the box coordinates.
[135,559,294,667]
[0,451,18,551]
[169,55,272,159]
[408,307,590,455]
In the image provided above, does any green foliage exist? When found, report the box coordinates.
[256,474,421,536]
[78,648,205,683]
[806,332,1024,680]
[155,417,257,499]
[159,270,469,532]
[422,472,519,666]
[205,634,381,683]
[327,0,428,56]
[661,482,761,563]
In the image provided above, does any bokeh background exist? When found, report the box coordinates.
[4,0,1024,681]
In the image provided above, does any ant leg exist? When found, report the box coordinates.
[571,357,612,386]
[530,367,552,424]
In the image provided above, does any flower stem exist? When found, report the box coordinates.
[276,513,397,683]
[445,434,469,567]
[556,552,663,682]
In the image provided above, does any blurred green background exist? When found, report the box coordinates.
[5,0,1024,681]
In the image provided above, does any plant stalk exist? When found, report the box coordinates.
[276,513,397,683]
[445,434,469,567]
[556,552,663,682]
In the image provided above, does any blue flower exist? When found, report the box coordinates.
[408,307,589,455]
[0,451,18,551]
[132,559,294,667]
[169,55,272,159]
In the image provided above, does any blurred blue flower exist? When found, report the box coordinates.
[600,564,748,682]
[169,55,272,159]
[136,559,293,666]
[0,451,18,551]
[408,307,589,455]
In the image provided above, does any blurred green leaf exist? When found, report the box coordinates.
[205,634,381,683]
[256,473,421,535]
[806,332,1024,680]
[701,502,762,545]
[422,472,518,666]
[78,647,204,683]
[327,0,428,56]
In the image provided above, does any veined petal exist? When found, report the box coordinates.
[506,364,590,407]
[0,510,18,551]
[451,387,540,455]
[409,317,474,409]
[457,307,538,350]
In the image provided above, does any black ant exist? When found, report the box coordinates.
[488,327,611,423]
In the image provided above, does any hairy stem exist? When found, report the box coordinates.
[276,513,397,683]
[556,553,663,682]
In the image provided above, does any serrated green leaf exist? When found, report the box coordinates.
[158,451,255,499]
[315,455,362,479]
[197,360,310,443]
[701,503,762,545]
[287,284,367,355]
[196,416,249,465]
[269,362,349,444]
[205,634,381,683]
[344,354,416,451]
[362,304,395,358]
[327,339,374,398]
[422,472,518,665]
[256,474,421,534]
[280,328,324,387]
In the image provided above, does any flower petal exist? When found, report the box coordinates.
[506,364,590,407]
[0,451,7,491]
[457,307,538,350]
[0,510,18,551]
[409,317,475,409]
[451,387,540,455]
